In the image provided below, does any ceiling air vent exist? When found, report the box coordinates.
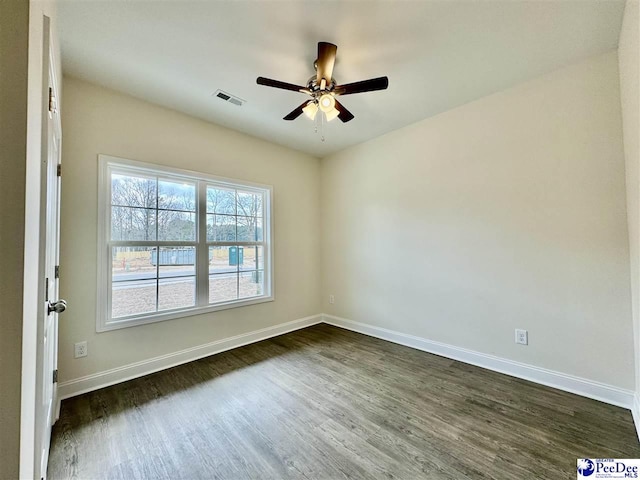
[213,89,245,106]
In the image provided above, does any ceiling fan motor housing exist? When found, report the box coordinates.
[306,76,337,95]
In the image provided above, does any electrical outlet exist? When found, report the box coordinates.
[329,294,335,304]
[515,329,528,345]
[74,341,87,358]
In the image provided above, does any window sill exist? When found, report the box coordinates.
[97,295,274,332]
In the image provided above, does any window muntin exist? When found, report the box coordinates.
[98,155,272,331]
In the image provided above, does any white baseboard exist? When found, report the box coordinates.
[57,311,636,421]
[56,314,322,402]
[323,314,635,410]
[632,393,640,441]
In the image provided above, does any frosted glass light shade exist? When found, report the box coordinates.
[302,102,318,120]
[324,108,339,122]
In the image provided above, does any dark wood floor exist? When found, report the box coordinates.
[49,324,640,479]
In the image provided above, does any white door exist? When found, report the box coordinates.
[34,17,64,479]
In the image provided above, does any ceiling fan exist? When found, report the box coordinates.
[256,42,389,123]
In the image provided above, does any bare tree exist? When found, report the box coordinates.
[158,181,196,241]
[111,175,156,240]
[112,175,197,242]
[236,191,262,241]
[206,187,235,241]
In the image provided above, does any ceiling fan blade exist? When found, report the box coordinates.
[334,99,355,123]
[257,77,311,95]
[334,76,389,96]
[316,42,337,85]
[283,100,313,121]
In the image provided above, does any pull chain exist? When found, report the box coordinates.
[312,104,325,142]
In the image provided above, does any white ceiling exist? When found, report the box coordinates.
[58,0,626,158]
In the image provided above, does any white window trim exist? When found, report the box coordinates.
[96,154,274,332]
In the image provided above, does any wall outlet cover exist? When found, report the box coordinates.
[515,329,528,345]
[74,341,88,358]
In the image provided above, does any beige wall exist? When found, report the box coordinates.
[0,1,29,478]
[59,77,321,382]
[321,51,635,389]
[619,0,640,400]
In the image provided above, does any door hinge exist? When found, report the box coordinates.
[55,265,60,279]
[49,87,56,113]
[57,164,61,177]
[53,369,58,383]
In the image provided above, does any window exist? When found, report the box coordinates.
[97,155,273,331]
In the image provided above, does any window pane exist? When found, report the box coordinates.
[111,173,156,208]
[237,191,262,217]
[112,281,156,318]
[209,274,238,304]
[206,187,235,214]
[239,246,263,272]
[237,216,263,242]
[112,247,156,280]
[158,247,196,310]
[207,214,236,242]
[159,277,195,311]
[209,246,238,274]
[239,270,264,299]
[256,217,264,242]
[158,210,196,241]
[237,216,255,242]
[111,206,156,241]
[158,179,196,211]
[111,246,157,318]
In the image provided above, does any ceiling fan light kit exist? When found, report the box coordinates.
[257,41,389,133]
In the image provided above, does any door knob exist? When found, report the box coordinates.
[48,299,67,315]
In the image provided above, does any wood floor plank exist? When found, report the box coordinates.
[49,324,640,479]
